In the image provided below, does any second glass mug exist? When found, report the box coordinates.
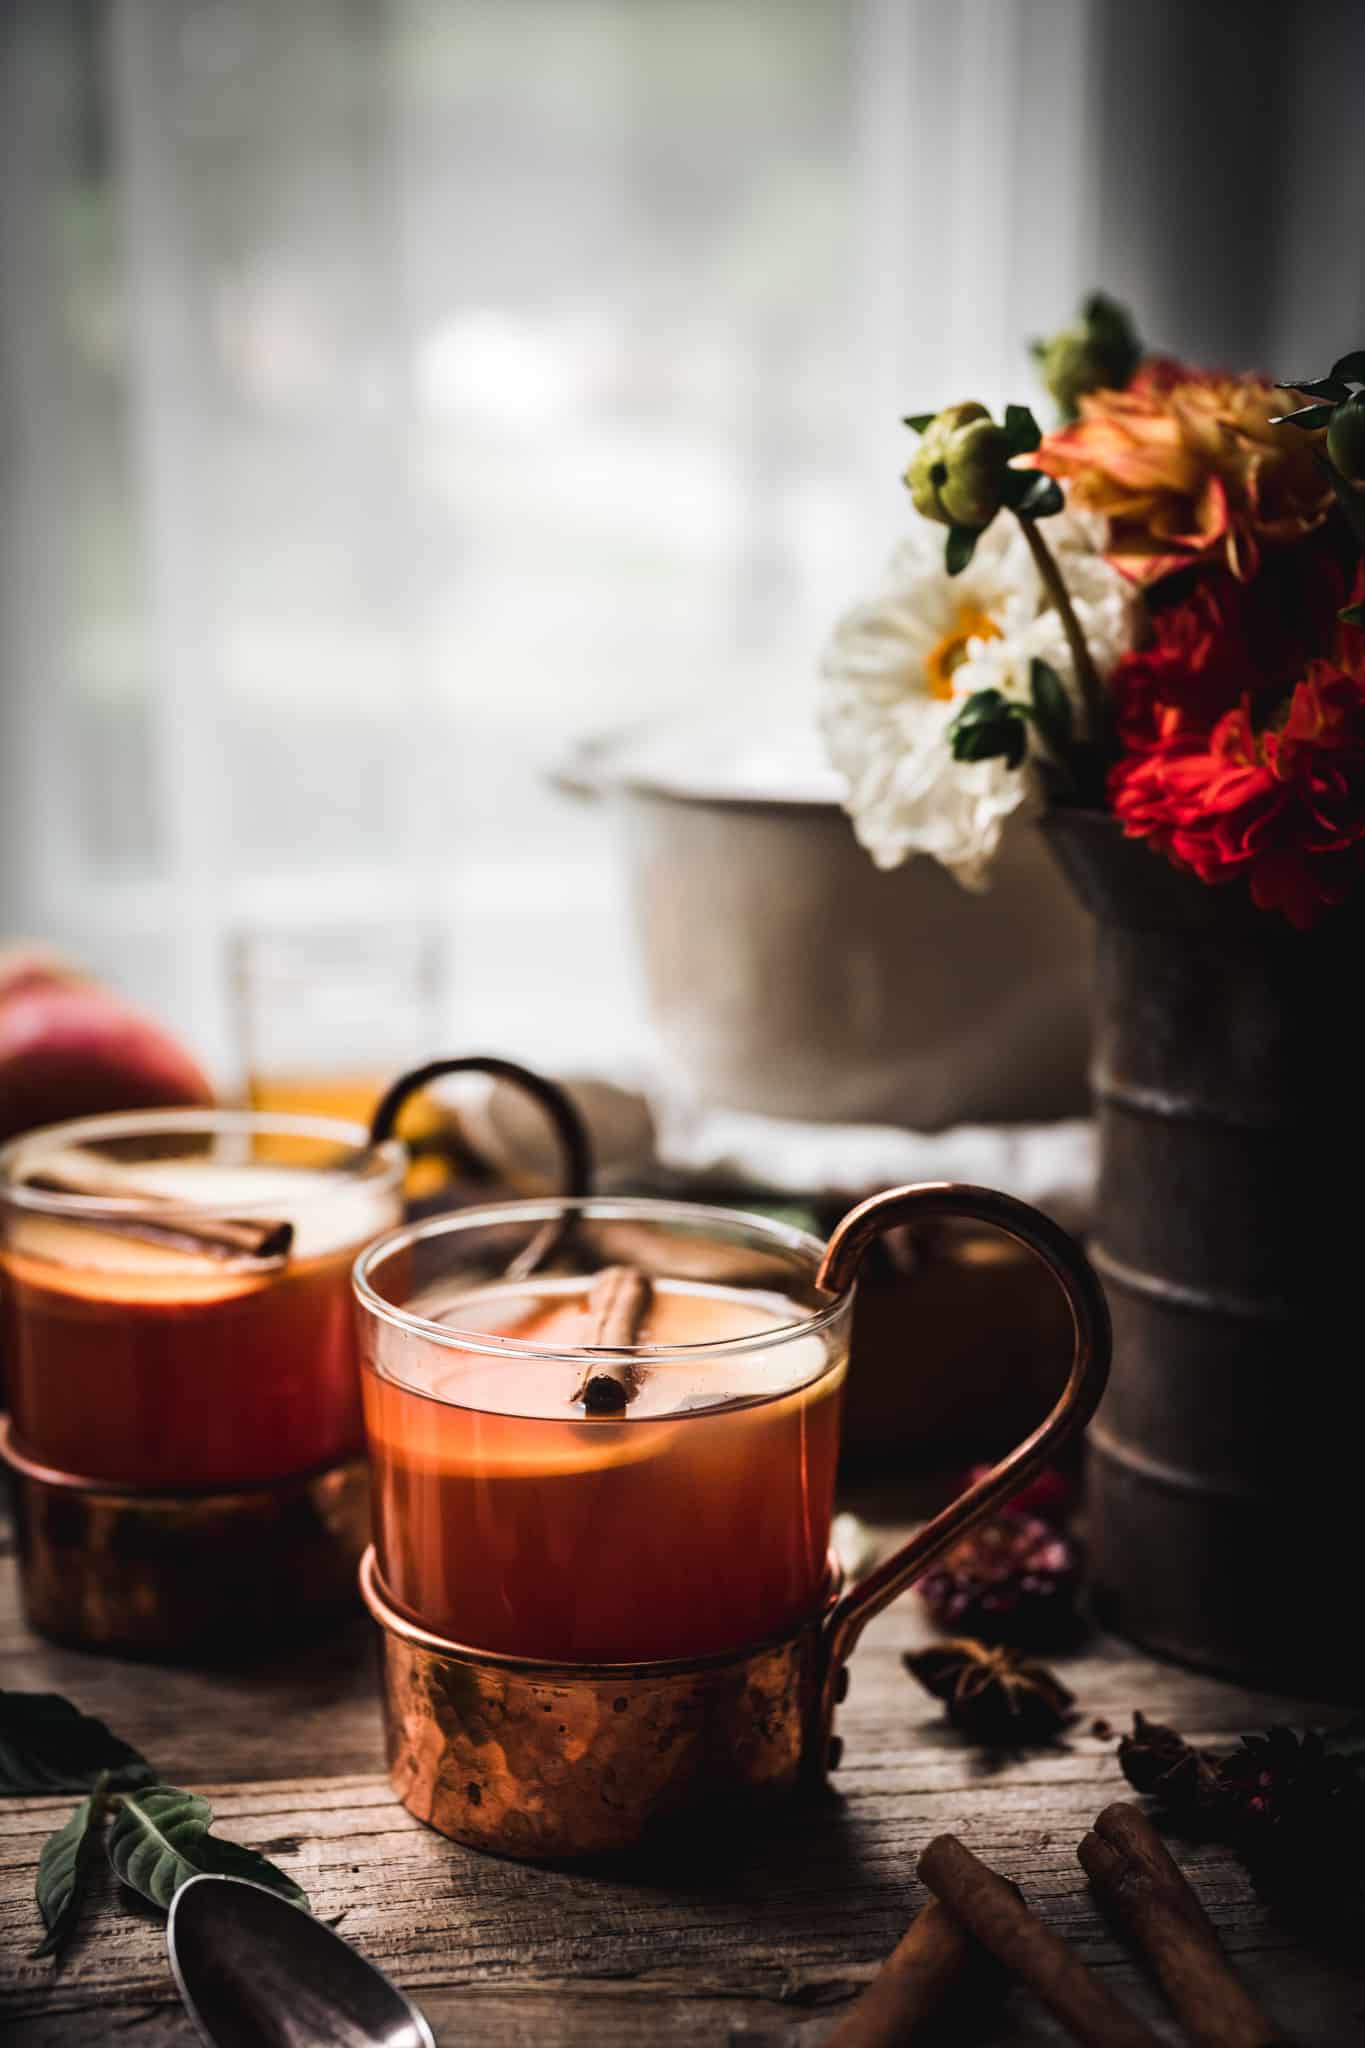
[353,1183,1110,1861]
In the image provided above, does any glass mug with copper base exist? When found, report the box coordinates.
[0,1061,588,1658]
[0,1109,405,1655]
[354,1182,1109,1862]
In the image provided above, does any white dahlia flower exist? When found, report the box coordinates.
[818,509,1136,889]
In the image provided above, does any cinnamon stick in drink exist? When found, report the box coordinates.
[823,1898,1000,2047]
[571,1265,653,1414]
[1078,1803,1291,2048]
[918,1834,1162,2048]
[25,1163,293,1263]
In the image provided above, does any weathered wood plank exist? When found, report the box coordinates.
[3,1509,1364,2046]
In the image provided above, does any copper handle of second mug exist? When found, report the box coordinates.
[817,1181,1111,1696]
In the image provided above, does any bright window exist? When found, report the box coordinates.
[16,0,1281,1085]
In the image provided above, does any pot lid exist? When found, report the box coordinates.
[588,705,847,809]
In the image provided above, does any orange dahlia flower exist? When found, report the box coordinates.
[1033,367,1332,588]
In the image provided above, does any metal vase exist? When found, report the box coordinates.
[1044,811,1357,1693]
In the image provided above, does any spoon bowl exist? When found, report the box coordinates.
[168,1874,435,2048]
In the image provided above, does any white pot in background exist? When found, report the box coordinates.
[562,715,1093,1130]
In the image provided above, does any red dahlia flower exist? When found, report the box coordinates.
[1110,656,1365,927]
[1111,544,1348,750]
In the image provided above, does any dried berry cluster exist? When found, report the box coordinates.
[915,1464,1082,1648]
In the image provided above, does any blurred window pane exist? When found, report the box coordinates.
[2,0,859,1073]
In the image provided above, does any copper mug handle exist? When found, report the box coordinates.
[816,1182,1111,1722]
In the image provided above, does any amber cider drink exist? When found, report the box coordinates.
[358,1206,850,1664]
[0,1112,404,1490]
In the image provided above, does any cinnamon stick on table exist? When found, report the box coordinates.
[24,1166,293,1264]
[823,1898,1002,2047]
[918,1834,1163,2048]
[571,1265,653,1414]
[1079,1802,1292,2048]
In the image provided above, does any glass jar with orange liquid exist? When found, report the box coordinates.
[0,1108,404,1651]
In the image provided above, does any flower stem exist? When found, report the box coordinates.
[1014,514,1112,759]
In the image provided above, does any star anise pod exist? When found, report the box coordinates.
[904,1638,1074,1744]
[1117,1711,1225,1823]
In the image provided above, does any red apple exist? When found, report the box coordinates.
[0,950,213,1143]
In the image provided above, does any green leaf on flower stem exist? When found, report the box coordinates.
[945,525,979,575]
[950,701,1029,771]
[1002,404,1041,455]
[107,1785,307,1913]
[1271,402,1337,430]
[0,1691,156,1797]
[951,687,1007,726]
[1331,351,1365,384]
[1339,600,1365,628]
[1012,472,1064,519]
[1082,292,1141,348]
[1030,658,1073,753]
[1282,376,1351,403]
[903,412,934,433]
[951,720,1008,763]
[1000,467,1054,515]
[33,1775,110,1959]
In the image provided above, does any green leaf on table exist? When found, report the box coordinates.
[1002,403,1041,455]
[903,411,935,433]
[1030,657,1074,753]
[945,525,979,576]
[33,1775,109,1960]
[108,1785,308,1913]
[1331,351,1365,384]
[0,1691,156,1796]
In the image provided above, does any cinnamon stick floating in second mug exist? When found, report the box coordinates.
[572,1265,653,1413]
[1078,1803,1292,2048]
[822,1897,1002,2047]
[918,1835,1163,2048]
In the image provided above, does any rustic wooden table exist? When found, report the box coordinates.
[2,1484,1362,2047]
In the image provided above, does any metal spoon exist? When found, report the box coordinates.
[167,1875,436,2048]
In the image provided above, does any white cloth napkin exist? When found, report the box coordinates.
[471,1069,1097,1235]
[653,1099,1097,1234]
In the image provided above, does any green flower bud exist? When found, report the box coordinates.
[1327,395,1365,483]
[906,402,1010,530]
[1035,293,1141,418]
